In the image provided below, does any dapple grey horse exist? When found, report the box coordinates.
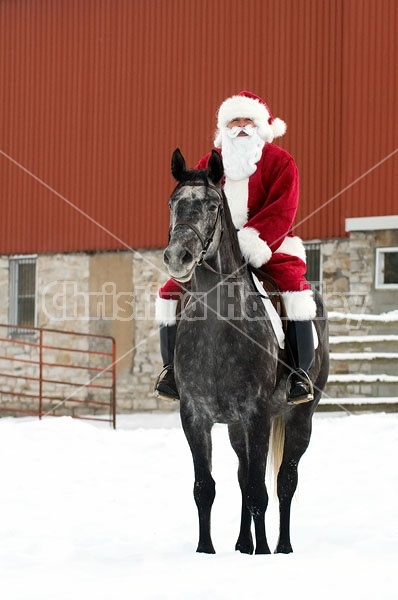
[163,148,329,554]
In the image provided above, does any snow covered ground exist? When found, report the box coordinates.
[0,411,396,600]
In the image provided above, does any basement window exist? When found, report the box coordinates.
[304,241,322,291]
[9,256,37,329]
[375,247,398,289]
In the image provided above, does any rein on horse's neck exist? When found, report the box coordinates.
[199,229,244,281]
[196,188,246,282]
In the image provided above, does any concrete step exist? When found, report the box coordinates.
[317,395,398,413]
[323,375,398,399]
[328,334,398,354]
[328,310,398,338]
[313,312,398,410]
[329,352,398,376]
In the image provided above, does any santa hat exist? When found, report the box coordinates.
[214,90,287,147]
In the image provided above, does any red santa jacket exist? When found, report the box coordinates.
[197,143,299,255]
[159,143,310,304]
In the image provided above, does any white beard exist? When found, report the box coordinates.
[220,126,265,181]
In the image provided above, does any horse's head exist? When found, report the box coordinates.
[164,148,225,282]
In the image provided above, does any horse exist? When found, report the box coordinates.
[163,148,329,554]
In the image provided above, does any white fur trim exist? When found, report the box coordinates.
[281,290,317,321]
[216,95,286,144]
[155,296,178,326]
[256,122,277,143]
[224,177,249,228]
[271,117,287,138]
[237,227,272,267]
[217,95,271,130]
[274,236,307,262]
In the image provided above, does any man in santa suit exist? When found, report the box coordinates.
[155,91,316,404]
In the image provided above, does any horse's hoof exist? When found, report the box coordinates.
[235,542,254,555]
[275,543,293,554]
[255,544,271,555]
[196,543,216,554]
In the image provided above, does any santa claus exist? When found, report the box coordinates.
[155,91,316,404]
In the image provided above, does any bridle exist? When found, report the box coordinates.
[172,183,223,266]
[169,182,239,278]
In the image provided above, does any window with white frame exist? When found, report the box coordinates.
[9,256,37,328]
[375,247,398,289]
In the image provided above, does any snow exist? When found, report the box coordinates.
[329,309,398,322]
[329,334,398,344]
[322,396,398,405]
[328,373,398,383]
[0,411,396,600]
[330,351,398,360]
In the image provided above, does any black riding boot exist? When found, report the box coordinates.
[285,320,315,405]
[155,324,179,401]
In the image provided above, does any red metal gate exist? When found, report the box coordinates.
[0,323,116,428]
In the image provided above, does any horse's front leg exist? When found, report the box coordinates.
[228,422,254,554]
[181,409,216,554]
[246,417,271,555]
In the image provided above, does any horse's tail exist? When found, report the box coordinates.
[267,415,285,497]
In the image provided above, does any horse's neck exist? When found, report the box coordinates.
[193,225,244,284]
[191,225,252,321]
[219,223,248,279]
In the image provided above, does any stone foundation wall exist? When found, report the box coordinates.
[0,258,9,324]
[1,232,397,415]
[0,250,169,415]
[321,236,373,314]
[321,229,398,315]
[321,238,350,310]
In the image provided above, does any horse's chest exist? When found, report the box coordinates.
[177,326,253,374]
[176,324,271,421]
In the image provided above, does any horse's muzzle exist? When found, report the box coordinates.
[163,243,196,282]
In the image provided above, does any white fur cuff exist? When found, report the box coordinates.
[237,227,272,267]
[155,296,178,326]
[281,290,317,321]
[274,235,307,262]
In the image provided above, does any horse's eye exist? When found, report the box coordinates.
[209,204,218,212]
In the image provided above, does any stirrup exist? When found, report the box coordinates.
[286,368,314,405]
[154,366,179,402]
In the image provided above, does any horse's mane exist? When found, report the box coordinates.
[219,187,244,266]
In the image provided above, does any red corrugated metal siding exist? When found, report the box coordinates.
[0,0,397,255]
[341,0,398,223]
[278,0,345,240]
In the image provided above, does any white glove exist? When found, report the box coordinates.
[237,227,272,268]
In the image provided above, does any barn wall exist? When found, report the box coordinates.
[0,0,397,255]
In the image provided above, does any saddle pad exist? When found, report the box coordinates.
[251,273,318,350]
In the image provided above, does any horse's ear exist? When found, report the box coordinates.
[171,148,186,182]
[207,150,224,185]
